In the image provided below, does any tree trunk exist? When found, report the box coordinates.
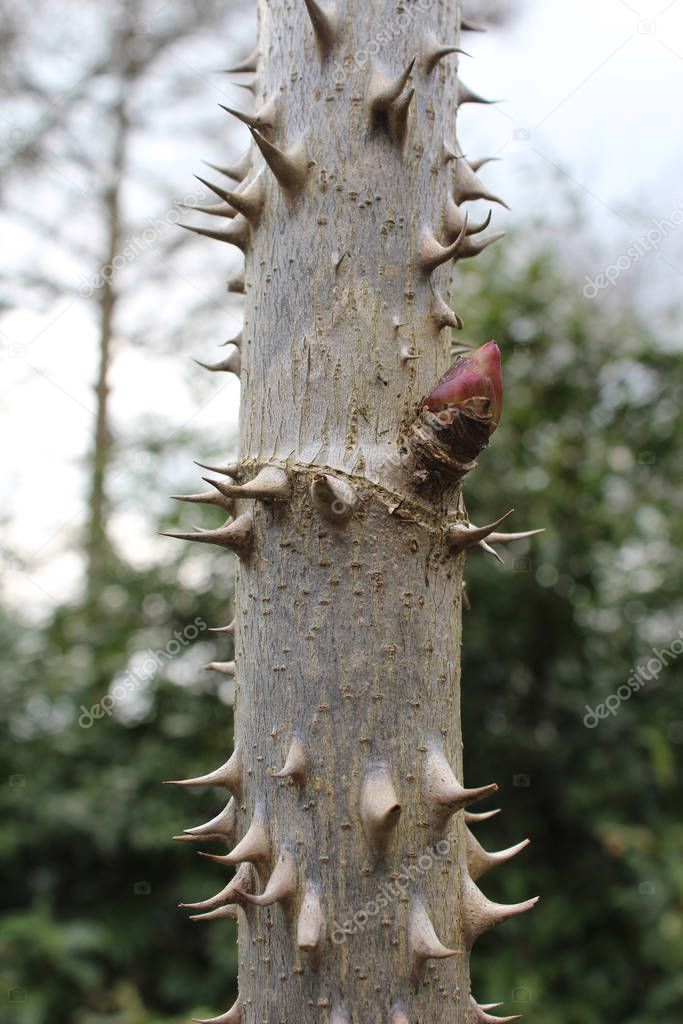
[85,88,128,614]
[168,3,537,1023]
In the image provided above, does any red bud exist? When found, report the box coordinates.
[425,341,502,432]
[406,341,503,485]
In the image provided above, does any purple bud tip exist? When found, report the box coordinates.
[425,341,503,432]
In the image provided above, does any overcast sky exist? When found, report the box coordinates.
[2,0,682,614]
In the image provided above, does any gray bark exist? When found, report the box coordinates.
[170,4,536,1024]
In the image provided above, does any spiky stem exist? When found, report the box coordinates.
[169,4,539,1023]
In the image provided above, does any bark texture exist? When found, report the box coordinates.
[168,4,537,1024]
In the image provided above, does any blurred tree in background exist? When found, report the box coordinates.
[458,217,683,1024]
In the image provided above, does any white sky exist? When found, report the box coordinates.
[2,0,682,615]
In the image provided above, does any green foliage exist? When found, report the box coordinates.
[1,208,681,1022]
[1,559,239,1023]
[458,222,683,1023]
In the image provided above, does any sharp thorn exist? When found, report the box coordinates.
[249,129,310,194]
[219,96,276,134]
[202,465,290,502]
[164,748,242,796]
[462,875,539,949]
[419,215,469,274]
[223,47,258,73]
[242,848,298,907]
[193,460,239,478]
[360,764,401,856]
[274,736,308,784]
[423,36,470,74]
[408,896,459,985]
[368,57,416,115]
[424,745,498,828]
[202,150,251,183]
[447,510,516,553]
[179,215,250,250]
[302,0,338,55]
[159,512,253,557]
[192,348,241,375]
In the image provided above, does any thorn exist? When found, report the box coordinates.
[297,880,326,966]
[202,465,290,502]
[193,348,241,376]
[210,620,235,635]
[224,46,259,73]
[310,474,358,524]
[408,895,459,985]
[179,862,253,911]
[469,156,501,173]
[360,764,401,857]
[462,874,539,949]
[170,490,235,513]
[159,512,254,558]
[274,736,308,784]
[443,141,467,164]
[424,746,498,829]
[181,200,237,219]
[231,78,256,96]
[183,797,237,842]
[445,196,493,240]
[453,160,510,208]
[194,460,238,479]
[465,808,501,825]
[461,19,486,32]
[227,270,246,294]
[423,35,470,74]
[400,342,420,363]
[189,903,240,922]
[466,828,530,881]
[458,80,499,106]
[467,997,521,1024]
[202,808,269,868]
[389,86,414,145]
[455,231,506,261]
[447,510,515,554]
[192,999,242,1024]
[203,150,251,182]
[486,528,545,545]
[478,539,505,565]
[431,292,464,331]
[242,847,297,907]
[419,215,469,274]
[194,173,266,224]
[204,661,235,677]
[219,96,277,134]
[179,214,250,251]
[250,129,310,194]
[302,0,338,56]
[164,747,242,797]
[368,57,416,115]
[219,331,243,349]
